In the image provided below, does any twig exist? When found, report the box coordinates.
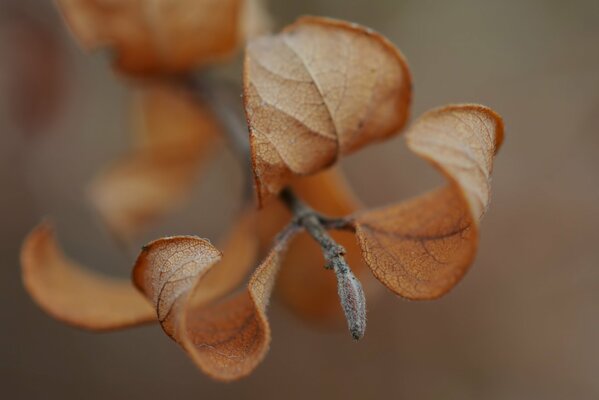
[181,73,253,199]
[279,188,366,340]
[185,73,367,340]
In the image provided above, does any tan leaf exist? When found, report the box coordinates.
[406,104,504,220]
[355,104,504,299]
[276,168,369,323]
[132,211,295,381]
[1,9,68,136]
[56,0,250,74]
[88,84,220,242]
[243,16,412,204]
[132,84,219,152]
[20,221,155,330]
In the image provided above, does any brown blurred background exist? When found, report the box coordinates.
[1,0,598,399]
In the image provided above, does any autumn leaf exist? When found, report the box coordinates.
[354,105,504,299]
[20,221,155,330]
[132,210,296,381]
[406,104,504,220]
[243,16,412,204]
[88,84,220,242]
[1,8,67,135]
[56,0,269,74]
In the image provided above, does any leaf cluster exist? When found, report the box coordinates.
[21,2,504,381]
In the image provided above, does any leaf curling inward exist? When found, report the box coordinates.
[20,221,156,330]
[132,210,294,381]
[355,187,477,299]
[354,104,504,300]
[243,16,412,205]
[406,104,504,221]
[56,0,265,74]
[87,84,220,242]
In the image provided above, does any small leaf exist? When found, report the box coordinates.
[56,0,262,74]
[243,16,412,204]
[406,104,504,220]
[88,84,220,242]
[355,105,504,299]
[132,211,294,381]
[20,221,155,330]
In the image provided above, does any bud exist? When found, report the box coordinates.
[333,262,366,340]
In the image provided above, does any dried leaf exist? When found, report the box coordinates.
[276,168,369,322]
[132,211,294,381]
[186,210,259,311]
[355,187,477,299]
[88,84,220,241]
[355,105,504,299]
[243,16,412,204]
[1,9,68,135]
[56,0,250,74]
[20,221,155,330]
[406,104,504,220]
[132,84,218,151]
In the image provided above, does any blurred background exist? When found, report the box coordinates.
[1,0,598,399]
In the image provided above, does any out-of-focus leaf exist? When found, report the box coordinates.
[88,84,220,242]
[243,16,412,204]
[355,105,504,299]
[133,210,295,381]
[20,221,155,330]
[0,9,67,135]
[56,0,267,74]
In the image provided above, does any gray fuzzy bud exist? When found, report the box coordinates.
[334,263,366,340]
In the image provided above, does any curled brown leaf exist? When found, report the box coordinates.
[355,104,504,299]
[132,210,295,381]
[406,104,504,221]
[56,0,265,74]
[20,221,155,330]
[88,84,220,242]
[244,16,412,204]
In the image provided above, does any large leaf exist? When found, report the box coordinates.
[244,16,412,204]
[355,105,504,299]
